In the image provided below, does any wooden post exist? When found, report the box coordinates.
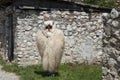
[8,14,14,62]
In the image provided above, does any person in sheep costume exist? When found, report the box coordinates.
[36,21,65,76]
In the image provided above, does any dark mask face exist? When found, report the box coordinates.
[45,25,52,31]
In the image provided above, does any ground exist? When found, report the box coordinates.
[0,55,102,80]
[0,65,19,80]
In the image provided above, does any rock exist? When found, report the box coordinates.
[18,54,23,58]
[67,25,72,31]
[32,33,36,37]
[72,25,77,30]
[117,56,120,62]
[30,56,35,60]
[38,20,42,23]
[112,21,119,28]
[38,16,44,19]
[101,13,110,22]
[110,8,119,19]
[68,39,75,47]
[90,33,95,37]
[64,30,68,36]
[17,58,21,61]
[25,26,32,31]
[109,38,117,43]
[73,11,80,15]
[102,67,108,75]
[23,40,27,43]
[60,25,66,30]
[33,23,38,27]
[27,42,32,46]
[44,14,50,18]
[68,31,73,36]
[56,11,61,14]
[114,31,119,36]
[80,12,88,16]
[73,31,79,36]
[97,51,103,56]
[62,11,70,15]
[17,20,22,25]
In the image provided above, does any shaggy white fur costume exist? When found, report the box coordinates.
[36,21,65,73]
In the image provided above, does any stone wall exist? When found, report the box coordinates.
[13,9,103,66]
[0,9,8,60]
[0,10,5,46]
[102,9,120,80]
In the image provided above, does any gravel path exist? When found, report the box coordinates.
[0,65,19,80]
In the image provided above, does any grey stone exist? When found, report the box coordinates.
[18,54,23,58]
[38,20,42,23]
[68,31,73,36]
[52,14,57,18]
[102,67,108,75]
[101,13,110,22]
[110,8,119,19]
[73,11,80,15]
[112,21,119,28]
[110,38,117,43]
[61,25,66,30]
[67,25,72,31]
[17,20,22,25]
[44,14,50,18]
[114,31,119,36]
[55,11,61,14]
[117,56,120,62]
[27,42,32,46]
[38,16,44,19]
[25,26,32,31]
[32,33,36,37]
[90,26,96,30]
[64,30,68,36]
[80,12,88,16]
[72,25,77,30]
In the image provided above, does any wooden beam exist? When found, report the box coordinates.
[17,0,112,13]
[8,13,14,62]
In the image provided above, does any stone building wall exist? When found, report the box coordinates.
[0,9,8,60]
[102,9,120,80]
[13,9,103,66]
[0,10,5,46]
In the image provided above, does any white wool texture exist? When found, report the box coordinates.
[36,28,65,72]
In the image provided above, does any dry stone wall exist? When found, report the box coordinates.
[13,9,103,66]
[0,9,9,60]
[102,9,120,80]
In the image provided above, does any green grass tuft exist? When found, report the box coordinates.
[0,55,102,80]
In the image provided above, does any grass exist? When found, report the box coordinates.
[0,56,102,80]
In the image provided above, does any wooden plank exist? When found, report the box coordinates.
[7,14,14,62]
[17,0,112,12]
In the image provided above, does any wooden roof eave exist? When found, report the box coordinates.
[0,0,13,5]
[0,0,112,13]
[17,0,112,13]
